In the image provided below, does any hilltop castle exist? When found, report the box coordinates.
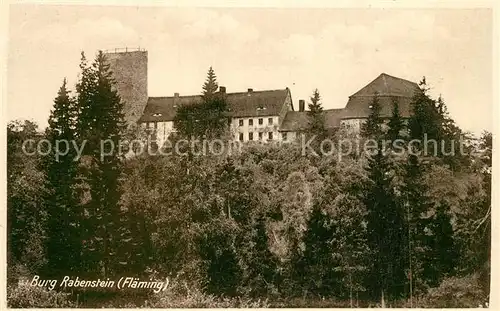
[104,49,420,145]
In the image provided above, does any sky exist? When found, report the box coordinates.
[7,4,493,134]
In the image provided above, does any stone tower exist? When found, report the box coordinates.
[104,49,148,125]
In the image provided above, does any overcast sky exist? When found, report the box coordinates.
[7,5,492,134]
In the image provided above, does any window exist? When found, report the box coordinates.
[268,118,273,125]
[249,132,253,141]
[258,118,263,125]
[239,133,244,141]
[249,119,253,126]
[258,132,263,140]
[239,119,244,127]
[268,132,273,140]
[282,132,287,141]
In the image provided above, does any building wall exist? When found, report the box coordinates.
[231,116,281,142]
[339,118,409,135]
[143,121,175,148]
[340,118,364,132]
[278,89,293,127]
[105,50,148,125]
[144,116,293,145]
[280,131,297,142]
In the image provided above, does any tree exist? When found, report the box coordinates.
[202,66,219,100]
[245,215,279,297]
[386,97,405,142]
[453,131,491,293]
[174,67,229,140]
[363,145,407,302]
[173,101,204,139]
[293,203,342,297]
[400,154,434,293]
[361,92,383,139]
[7,120,48,276]
[436,95,470,170]
[431,201,458,281]
[329,194,369,305]
[75,51,136,278]
[408,77,441,146]
[199,219,242,297]
[307,89,326,138]
[44,79,82,277]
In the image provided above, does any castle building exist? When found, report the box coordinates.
[138,87,293,146]
[104,49,420,143]
[339,73,420,131]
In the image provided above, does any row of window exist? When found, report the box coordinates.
[238,118,273,127]
[238,131,288,141]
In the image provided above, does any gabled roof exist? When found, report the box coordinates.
[279,111,308,132]
[279,109,344,132]
[139,95,201,123]
[138,89,290,123]
[343,73,421,119]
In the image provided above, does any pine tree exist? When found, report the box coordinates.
[200,225,242,297]
[202,66,219,100]
[386,97,405,142]
[307,89,326,137]
[75,51,137,278]
[408,79,469,170]
[203,95,230,139]
[361,92,383,139]
[332,195,369,305]
[430,201,458,283]
[407,77,441,144]
[44,79,82,277]
[246,215,278,297]
[436,95,469,170]
[401,154,434,293]
[75,52,97,142]
[174,67,229,140]
[295,203,342,297]
[363,145,407,302]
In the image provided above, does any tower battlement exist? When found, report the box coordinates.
[103,47,147,54]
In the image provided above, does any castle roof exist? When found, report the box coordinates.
[138,88,290,123]
[137,73,421,126]
[279,109,344,132]
[342,73,420,119]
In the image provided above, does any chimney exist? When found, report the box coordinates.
[173,92,179,107]
[299,99,305,112]
[219,86,226,94]
[248,88,253,93]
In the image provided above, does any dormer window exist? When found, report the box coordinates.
[153,113,162,117]
[256,106,267,111]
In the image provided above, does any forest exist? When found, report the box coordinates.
[6,51,492,308]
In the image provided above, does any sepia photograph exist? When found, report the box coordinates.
[3,2,494,308]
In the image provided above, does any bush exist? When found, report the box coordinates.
[7,282,75,308]
[144,278,270,308]
[402,273,489,308]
